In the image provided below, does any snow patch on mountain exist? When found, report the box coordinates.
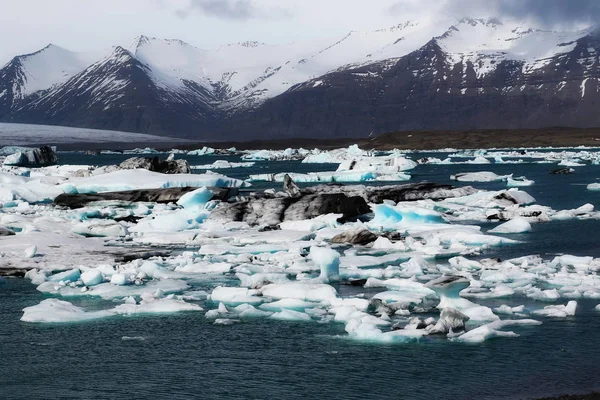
[3,45,101,99]
[436,18,590,77]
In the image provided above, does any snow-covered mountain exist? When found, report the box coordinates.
[2,18,600,139]
[0,45,99,118]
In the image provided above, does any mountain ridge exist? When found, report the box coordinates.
[1,18,599,140]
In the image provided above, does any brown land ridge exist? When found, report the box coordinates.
[170,127,600,152]
[23,127,600,151]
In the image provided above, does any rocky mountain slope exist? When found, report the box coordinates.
[1,18,599,140]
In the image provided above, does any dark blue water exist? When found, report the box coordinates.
[2,151,600,400]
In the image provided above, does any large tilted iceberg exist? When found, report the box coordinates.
[61,169,247,194]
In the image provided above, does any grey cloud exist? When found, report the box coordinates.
[187,0,256,20]
[389,0,600,27]
[176,0,290,20]
[494,0,600,26]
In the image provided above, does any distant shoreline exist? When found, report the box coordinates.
[173,127,600,152]
[5,127,600,151]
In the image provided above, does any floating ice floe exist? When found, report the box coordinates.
[532,301,577,318]
[452,319,542,343]
[21,294,202,323]
[506,176,535,187]
[191,160,255,169]
[488,218,532,234]
[248,170,411,183]
[187,146,215,156]
[242,148,309,161]
[62,169,247,194]
[451,172,511,182]
[310,246,340,283]
[558,159,586,167]
[301,145,372,164]
[587,183,600,191]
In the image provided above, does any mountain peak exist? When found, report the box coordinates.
[131,35,152,51]
[106,46,138,66]
[112,46,134,57]
[457,17,503,27]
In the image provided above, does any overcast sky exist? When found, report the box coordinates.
[1,0,596,65]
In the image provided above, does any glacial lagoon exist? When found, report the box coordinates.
[1,146,600,399]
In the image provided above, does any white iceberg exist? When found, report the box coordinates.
[451,172,510,182]
[310,246,340,283]
[191,160,255,169]
[532,301,577,318]
[61,169,246,194]
[489,218,532,234]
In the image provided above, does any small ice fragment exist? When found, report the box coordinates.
[48,269,81,283]
[176,187,213,210]
[532,301,577,318]
[81,270,104,287]
[17,202,31,212]
[454,325,519,343]
[426,308,469,334]
[310,246,340,283]
[214,318,240,325]
[270,309,312,321]
[493,305,525,315]
[24,245,37,258]
[233,304,272,318]
[21,299,113,323]
[121,336,146,341]
[451,171,508,182]
[110,274,127,286]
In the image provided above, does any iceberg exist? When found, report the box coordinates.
[426,307,470,334]
[191,160,255,169]
[260,299,316,311]
[489,218,532,234]
[187,147,215,156]
[310,246,340,283]
[113,296,203,315]
[451,172,510,182]
[507,176,535,187]
[532,301,577,318]
[453,319,541,343]
[210,287,264,305]
[270,309,312,321]
[261,282,338,303]
[47,269,81,283]
[248,170,410,183]
[558,160,585,167]
[21,295,203,323]
[21,299,113,323]
[301,145,370,164]
[3,146,57,167]
[242,148,307,161]
[80,270,104,286]
[371,204,445,226]
[176,187,214,210]
[61,169,246,194]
